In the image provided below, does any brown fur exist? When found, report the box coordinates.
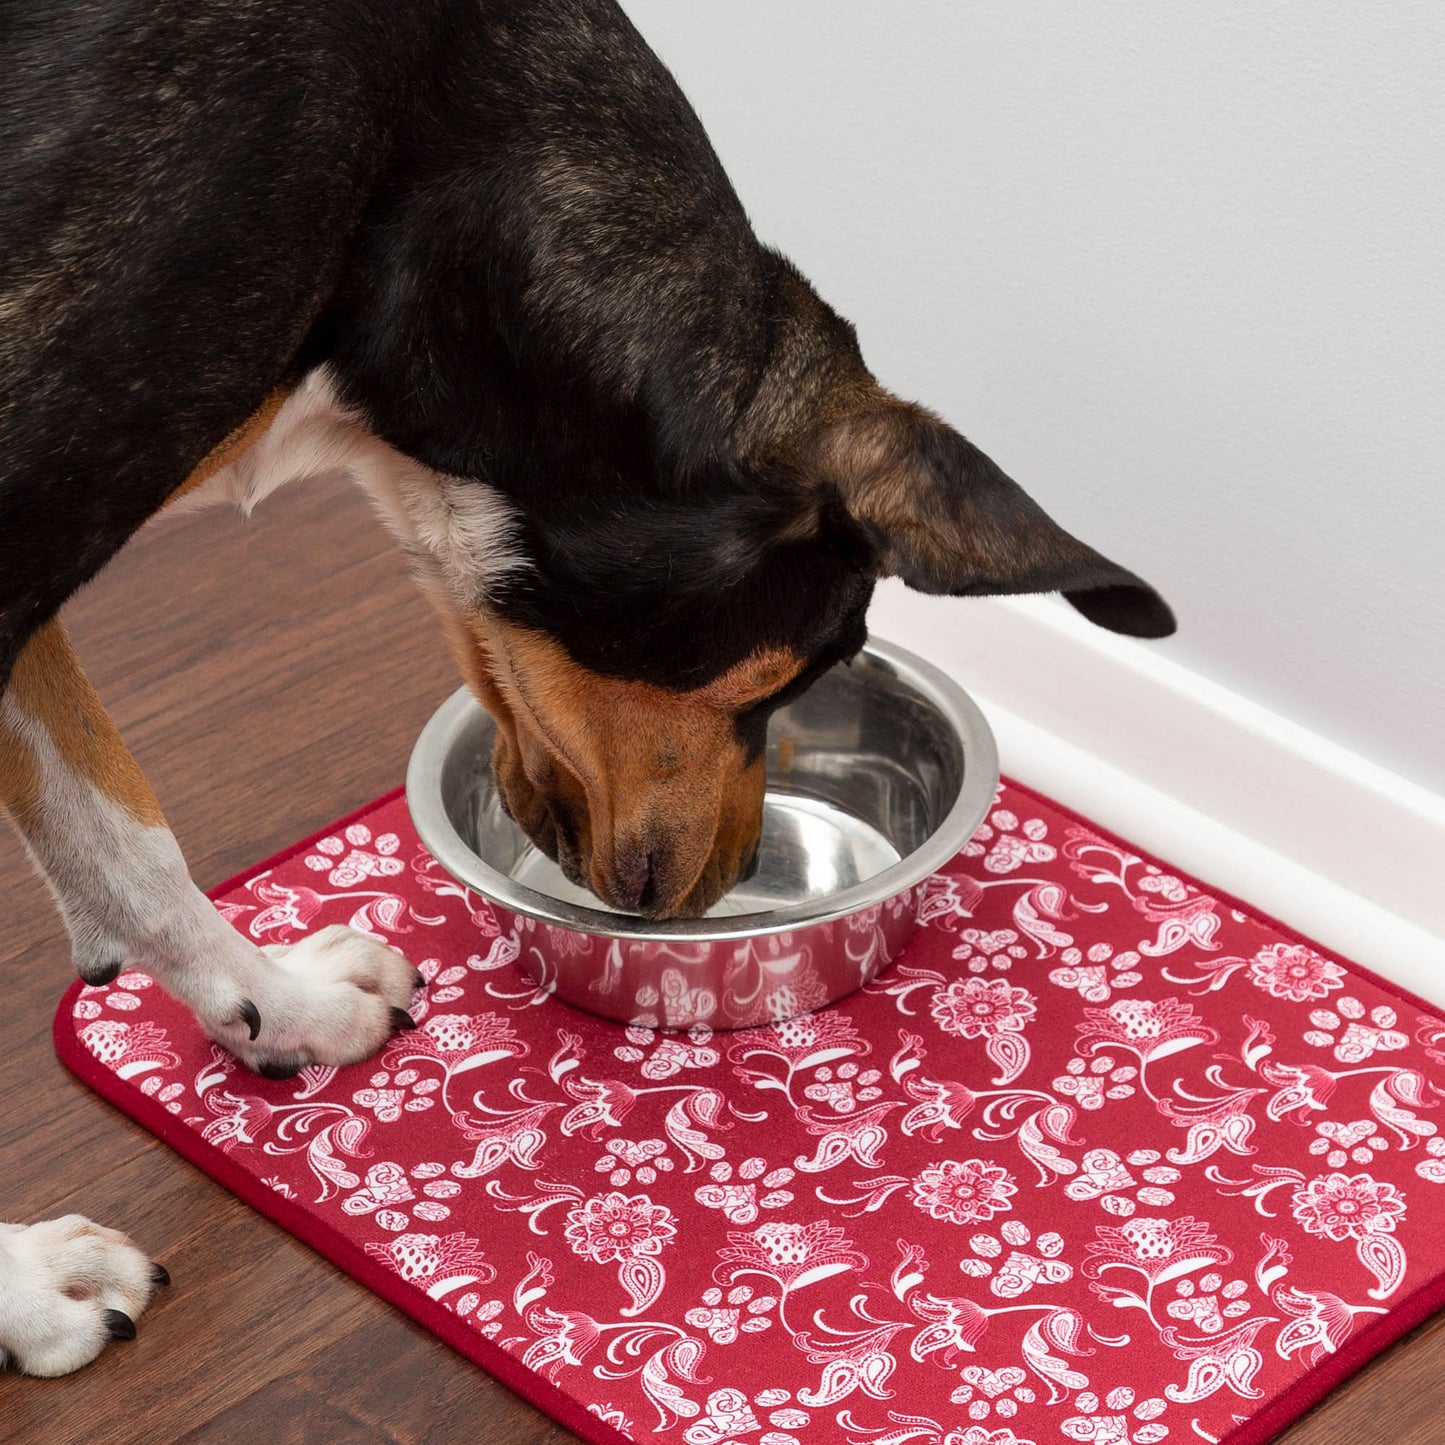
[810,396,942,543]
[0,701,40,825]
[806,391,1109,596]
[0,620,166,828]
[436,599,792,915]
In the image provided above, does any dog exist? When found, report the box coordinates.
[0,0,1173,1376]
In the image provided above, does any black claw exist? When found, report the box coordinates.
[103,1309,136,1342]
[150,1262,171,1288]
[390,1007,417,1032]
[79,958,124,987]
[412,968,425,988]
[237,999,261,1041]
[257,1057,305,1081]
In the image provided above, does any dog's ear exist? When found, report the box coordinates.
[811,399,1175,638]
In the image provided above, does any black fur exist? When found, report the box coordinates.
[1,0,1172,703]
[1,1,415,679]
[305,1,887,690]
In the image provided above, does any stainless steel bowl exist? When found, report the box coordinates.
[406,638,998,1031]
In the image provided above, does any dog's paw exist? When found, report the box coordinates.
[0,1216,167,1377]
[210,925,422,1078]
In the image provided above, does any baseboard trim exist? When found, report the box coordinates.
[868,583,1445,984]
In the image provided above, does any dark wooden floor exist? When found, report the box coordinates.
[1,480,1441,1442]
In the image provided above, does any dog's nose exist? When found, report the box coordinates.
[609,850,657,914]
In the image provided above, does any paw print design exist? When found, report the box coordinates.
[352,1084,405,1122]
[594,1137,675,1187]
[344,1159,459,1228]
[73,971,155,1022]
[451,1292,505,1337]
[1137,867,1189,903]
[1416,1136,1445,1184]
[409,1162,461,1225]
[354,1065,440,1122]
[343,1161,414,1218]
[614,1023,720,1080]
[1064,1148,1180,1217]
[1063,1388,1169,1443]
[695,1157,795,1224]
[679,1389,808,1445]
[764,1404,811,1434]
[803,1059,884,1114]
[1304,996,1409,1064]
[417,957,470,1006]
[685,1283,775,1344]
[950,1364,1037,1420]
[1165,1272,1251,1333]
[957,1219,1071,1299]
[136,1076,187,1116]
[963,808,1057,874]
[304,822,405,887]
[1050,943,1143,1003]
[1053,1054,1138,1111]
[953,928,1029,975]
[632,971,719,1032]
[1308,1119,1392,1170]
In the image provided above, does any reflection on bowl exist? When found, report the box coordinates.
[406,638,998,1030]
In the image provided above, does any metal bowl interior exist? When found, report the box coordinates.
[406,638,998,945]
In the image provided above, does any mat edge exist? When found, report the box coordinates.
[1005,775,1445,1030]
[870,587,1445,940]
[1005,774,1445,1444]
[51,979,634,1445]
[51,778,1445,1445]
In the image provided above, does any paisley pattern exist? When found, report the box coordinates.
[55,785,1445,1445]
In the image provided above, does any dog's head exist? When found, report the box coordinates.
[400,267,1172,919]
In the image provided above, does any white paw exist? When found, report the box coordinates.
[0,1216,167,1377]
[211,925,422,1078]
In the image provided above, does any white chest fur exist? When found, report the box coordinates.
[173,367,523,607]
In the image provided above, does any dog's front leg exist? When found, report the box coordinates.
[0,621,424,1369]
[0,621,420,1073]
[0,622,419,1372]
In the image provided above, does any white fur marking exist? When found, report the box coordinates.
[173,366,525,606]
[1,695,418,1067]
[0,1217,157,1376]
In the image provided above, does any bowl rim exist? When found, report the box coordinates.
[405,636,998,943]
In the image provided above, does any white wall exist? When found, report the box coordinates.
[620,1,1445,796]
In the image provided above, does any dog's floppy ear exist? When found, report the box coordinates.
[811,398,1176,638]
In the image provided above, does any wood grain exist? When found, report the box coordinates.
[0,478,1440,1440]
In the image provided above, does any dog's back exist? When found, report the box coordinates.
[0,0,411,674]
[0,0,783,688]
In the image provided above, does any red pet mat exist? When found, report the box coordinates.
[54,781,1445,1445]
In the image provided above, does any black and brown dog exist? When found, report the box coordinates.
[0,0,1172,1374]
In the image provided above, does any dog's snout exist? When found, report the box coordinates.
[636,854,658,913]
[609,849,657,914]
[494,708,765,919]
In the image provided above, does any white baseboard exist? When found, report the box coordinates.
[868,583,1445,1000]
